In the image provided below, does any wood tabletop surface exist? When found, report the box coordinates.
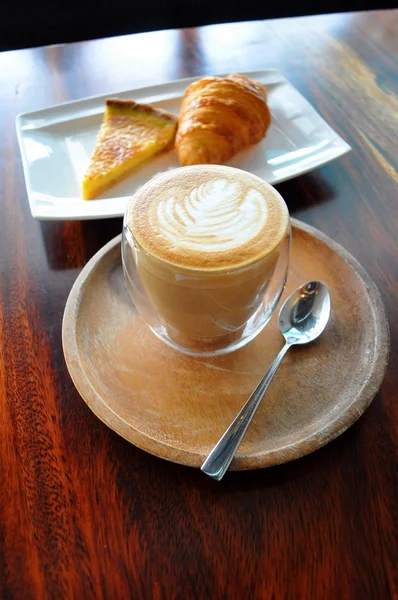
[0,9,397,600]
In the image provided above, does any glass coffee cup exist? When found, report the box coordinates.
[122,165,290,356]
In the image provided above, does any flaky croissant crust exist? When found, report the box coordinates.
[176,74,271,166]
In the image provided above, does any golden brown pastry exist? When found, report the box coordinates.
[175,74,271,166]
[82,99,178,200]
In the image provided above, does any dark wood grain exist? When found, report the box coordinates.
[0,10,397,600]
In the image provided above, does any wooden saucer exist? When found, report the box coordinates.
[62,219,390,470]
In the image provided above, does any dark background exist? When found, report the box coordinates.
[2,0,397,51]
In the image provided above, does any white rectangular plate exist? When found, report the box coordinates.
[16,70,350,221]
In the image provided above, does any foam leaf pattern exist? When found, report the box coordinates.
[156,178,267,251]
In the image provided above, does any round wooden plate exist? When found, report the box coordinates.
[62,219,390,470]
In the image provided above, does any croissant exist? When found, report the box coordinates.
[176,74,271,166]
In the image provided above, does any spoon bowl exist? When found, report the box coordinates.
[279,281,331,345]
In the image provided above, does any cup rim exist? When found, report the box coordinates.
[124,166,290,273]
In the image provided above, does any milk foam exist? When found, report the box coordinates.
[156,178,268,252]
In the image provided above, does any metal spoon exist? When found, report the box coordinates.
[201,281,331,481]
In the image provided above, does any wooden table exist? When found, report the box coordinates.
[1,10,397,599]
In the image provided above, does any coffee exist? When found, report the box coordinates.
[126,165,289,349]
[129,165,288,271]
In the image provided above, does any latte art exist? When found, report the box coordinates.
[129,165,289,271]
[157,179,268,251]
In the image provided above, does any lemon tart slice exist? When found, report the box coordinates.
[82,99,178,200]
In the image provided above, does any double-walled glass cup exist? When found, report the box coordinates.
[122,175,290,357]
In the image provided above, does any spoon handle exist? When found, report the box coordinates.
[201,342,291,481]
